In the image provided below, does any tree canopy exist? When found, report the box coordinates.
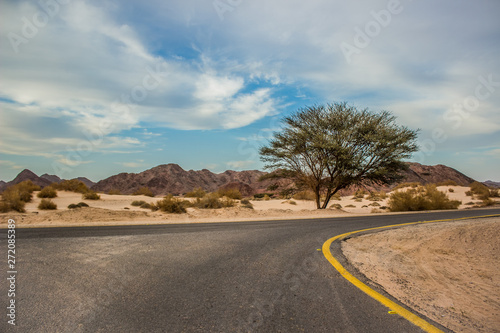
[259,102,419,209]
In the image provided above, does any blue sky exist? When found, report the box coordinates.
[1,0,499,182]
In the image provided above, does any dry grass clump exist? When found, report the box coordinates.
[52,179,89,193]
[353,189,367,199]
[388,184,461,212]
[133,187,155,197]
[216,188,242,200]
[152,195,188,213]
[366,191,387,201]
[38,199,57,210]
[0,180,41,213]
[185,187,207,198]
[392,182,421,191]
[330,203,342,210]
[37,186,58,198]
[82,191,100,200]
[293,190,316,201]
[131,200,147,206]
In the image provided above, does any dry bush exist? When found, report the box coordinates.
[436,180,458,186]
[82,191,100,200]
[68,202,89,209]
[133,187,154,197]
[38,199,57,210]
[330,203,342,210]
[481,198,496,207]
[448,188,454,193]
[353,189,367,199]
[369,202,381,206]
[152,195,187,213]
[392,182,421,191]
[489,189,499,197]
[367,191,386,201]
[217,188,242,200]
[131,200,147,206]
[107,189,122,195]
[263,194,271,201]
[388,184,461,212]
[185,187,206,198]
[293,190,316,201]
[192,193,235,209]
[240,199,254,209]
[345,204,355,208]
[0,181,42,212]
[52,179,89,193]
[37,186,57,198]
[469,181,490,200]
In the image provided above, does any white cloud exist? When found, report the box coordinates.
[226,160,255,170]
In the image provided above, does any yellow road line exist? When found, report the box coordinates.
[322,214,500,333]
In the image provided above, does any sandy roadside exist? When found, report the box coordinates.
[1,185,495,228]
[342,217,500,333]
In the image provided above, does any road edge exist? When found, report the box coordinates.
[322,214,500,333]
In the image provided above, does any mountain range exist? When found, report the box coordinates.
[0,162,481,196]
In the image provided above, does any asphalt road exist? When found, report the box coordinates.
[1,208,499,332]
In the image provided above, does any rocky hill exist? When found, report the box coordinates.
[483,180,500,188]
[91,162,476,196]
[0,170,95,192]
[1,162,478,196]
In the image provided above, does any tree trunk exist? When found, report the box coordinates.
[314,187,321,209]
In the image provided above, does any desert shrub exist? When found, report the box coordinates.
[293,190,316,201]
[464,201,475,205]
[388,185,461,212]
[38,199,57,210]
[367,191,383,201]
[481,198,496,207]
[489,189,499,197]
[0,181,43,212]
[254,192,274,199]
[193,193,235,209]
[380,206,388,210]
[354,198,362,202]
[279,188,294,199]
[369,202,381,206]
[37,186,58,198]
[68,202,90,209]
[140,203,152,209]
[392,182,421,191]
[448,188,454,193]
[152,195,187,214]
[52,179,89,193]
[82,191,100,200]
[469,181,490,200]
[371,208,383,213]
[330,203,342,209]
[131,200,147,207]
[217,188,242,200]
[437,180,458,186]
[240,199,254,209]
[185,187,207,198]
[465,190,473,197]
[133,187,154,197]
[362,205,368,208]
[331,193,341,201]
[263,194,271,201]
[107,189,122,195]
[345,204,355,208]
[266,183,279,191]
[353,189,367,199]
[288,200,297,205]
[0,197,25,213]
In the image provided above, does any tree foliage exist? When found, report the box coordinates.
[260,102,419,209]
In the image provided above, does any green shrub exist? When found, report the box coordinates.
[217,188,242,200]
[293,190,316,201]
[52,179,89,193]
[38,199,57,210]
[107,189,122,195]
[82,191,100,200]
[133,187,154,197]
[152,195,187,213]
[436,180,458,186]
[388,185,461,212]
[37,186,57,198]
[131,200,147,207]
[185,187,207,198]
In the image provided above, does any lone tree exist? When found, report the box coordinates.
[260,102,419,209]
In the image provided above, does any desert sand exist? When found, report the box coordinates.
[0,185,495,228]
[342,217,500,333]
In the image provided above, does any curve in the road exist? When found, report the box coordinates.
[322,214,500,333]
